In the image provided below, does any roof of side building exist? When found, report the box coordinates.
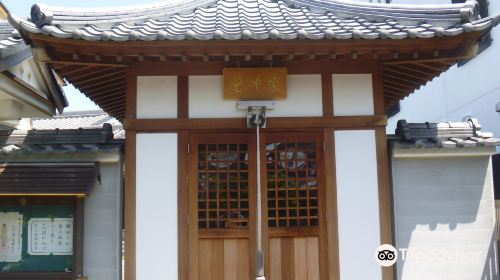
[390,118,500,149]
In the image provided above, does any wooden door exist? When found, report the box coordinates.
[189,133,256,280]
[262,132,328,280]
[188,131,327,280]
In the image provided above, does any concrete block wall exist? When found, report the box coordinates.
[392,156,498,280]
[84,163,123,280]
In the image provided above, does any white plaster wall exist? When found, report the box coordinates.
[137,76,177,119]
[136,133,178,280]
[189,76,241,118]
[387,1,500,139]
[333,74,374,116]
[189,75,322,118]
[84,163,122,280]
[334,130,381,280]
[392,156,498,280]
[267,74,322,117]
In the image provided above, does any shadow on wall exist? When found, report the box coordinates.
[392,157,499,280]
[482,233,499,279]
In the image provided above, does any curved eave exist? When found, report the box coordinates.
[23,27,489,121]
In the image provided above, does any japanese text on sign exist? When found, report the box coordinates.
[223,68,287,100]
[0,212,22,262]
[28,218,73,256]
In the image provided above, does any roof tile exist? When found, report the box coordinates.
[8,0,498,42]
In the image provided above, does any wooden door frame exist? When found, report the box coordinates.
[187,132,257,280]
[186,129,328,280]
[260,131,329,280]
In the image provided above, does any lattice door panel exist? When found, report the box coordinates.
[197,142,250,230]
[265,139,320,229]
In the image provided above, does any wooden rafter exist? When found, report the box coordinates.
[32,29,483,120]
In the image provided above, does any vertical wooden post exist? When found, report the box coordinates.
[74,197,85,279]
[322,73,333,118]
[178,76,189,119]
[124,67,137,280]
[178,75,190,279]
[324,129,340,280]
[373,66,394,280]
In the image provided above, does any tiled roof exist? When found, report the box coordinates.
[0,122,123,156]
[0,20,26,58]
[32,110,124,139]
[9,0,499,42]
[391,119,500,149]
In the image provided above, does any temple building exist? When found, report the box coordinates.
[2,0,500,279]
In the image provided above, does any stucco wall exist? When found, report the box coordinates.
[335,130,381,280]
[392,155,498,280]
[137,76,177,119]
[188,75,323,118]
[84,162,123,280]
[136,133,178,280]
[333,74,374,116]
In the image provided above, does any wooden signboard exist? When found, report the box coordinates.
[223,67,287,100]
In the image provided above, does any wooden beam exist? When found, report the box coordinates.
[46,59,127,67]
[387,64,438,79]
[57,65,95,77]
[31,32,481,58]
[382,57,456,65]
[383,81,415,94]
[67,69,125,85]
[58,66,101,80]
[123,115,387,131]
[64,66,119,81]
[76,75,125,91]
[81,82,126,96]
[125,67,137,121]
[90,89,125,102]
[132,60,377,76]
[177,76,189,118]
[322,73,333,117]
[413,62,451,72]
[372,66,385,115]
[383,68,429,85]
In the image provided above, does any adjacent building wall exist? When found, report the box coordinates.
[392,151,498,280]
[84,162,123,280]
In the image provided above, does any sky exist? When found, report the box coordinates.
[3,0,180,112]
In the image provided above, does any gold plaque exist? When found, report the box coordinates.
[223,68,287,100]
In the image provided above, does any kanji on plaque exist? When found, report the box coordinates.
[28,218,73,255]
[223,68,287,100]
[0,212,23,262]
